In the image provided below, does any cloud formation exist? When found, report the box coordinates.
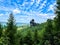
[0,0,56,23]
[13,8,20,14]
[0,14,3,16]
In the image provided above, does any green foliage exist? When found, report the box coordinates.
[5,13,17,45]
[33,30,40,45]
[17,24,45,45]
[43,19,54,45]
[55,0,60,31]
[54,0,60,45]
[0,23,3,38]
[0,0,60,45]
[24,30,33,45]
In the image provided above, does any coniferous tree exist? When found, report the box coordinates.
[33,30,39,45]
[19,37,23,45]
[6,13,17,45]
[0,23,3,38]
[43,19,54,45]
[55,0,60,32]
[54,0,60,45]
[0,23,3,37]
[15,32,23,45]
[18,32,23,45]
[24,30,33,45]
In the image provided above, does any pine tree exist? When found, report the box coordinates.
[6,13,17,45]
[33,30,39,45]
[43,19,54,45]
[55,0,60,32]
[0,23,3,38]
[24,30,33,45]
[54,0,60,45]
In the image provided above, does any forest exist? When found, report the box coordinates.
[0,0,60,45]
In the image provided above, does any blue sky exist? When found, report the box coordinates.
[0,0,56,23]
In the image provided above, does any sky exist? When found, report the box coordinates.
[0,0,56,23]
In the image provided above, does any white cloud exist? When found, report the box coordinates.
[0,14,4,16]
[0,0,56,23]
[46,15,55,19]
[36,0,41,4]
[48,5,54,12]
[37,0,47,12]
[47,2,56,12]
[30,0,34,5]
[0,6,15,12]
[39,13,55,19]
[39,0,47,9]
[13,8,20,14]
[20,10,55,20]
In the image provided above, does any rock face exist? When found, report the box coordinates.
[30,19,37,27]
